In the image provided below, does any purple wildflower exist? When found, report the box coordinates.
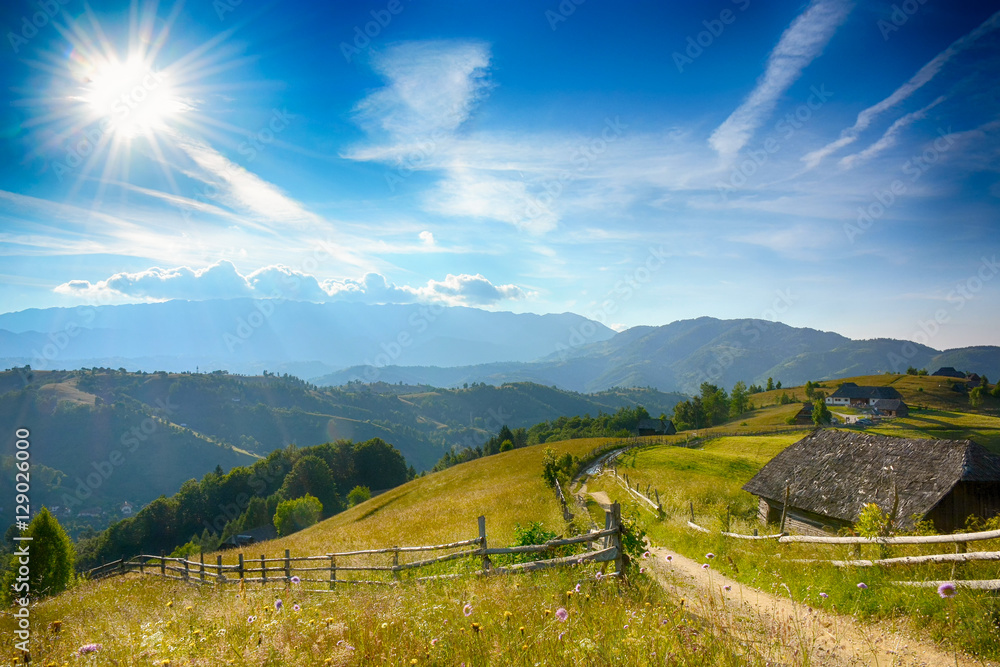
[78,644,102,655]
[642,551,650,559]
[819,593,828,599]
[723,585,731,591]
[558,631,565,640]
[290,576,301,584]
[275,599,283,611]
[248,615,256,623]
[706,553,715,559]
[595,572,603,581]
[555,607,568,622]
[574,583,581,593]
[431,638,439,646]
[701,563,709,570]
[463,603,473,617]
[857,582,868,590]
[938,582,957,598]
[665,555,673,562]
[293,604,301,612]
[639,567,646,574]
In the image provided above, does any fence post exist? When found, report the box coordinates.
[200,551,206,584]
[139,556,144,575]
[329,555,337,590]
[284,549,291,584]
[238,553,244,580]
[689,500,695,523]
[261,554,267,585]
[611,502,624,574]
[160,552,166,576]
[778,485,790,533]
[478,515,491,574]
[217,555,225,584]
[119,555,125,576]
[184,559,190,582]
[392,548,400,581]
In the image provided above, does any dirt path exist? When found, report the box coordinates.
[579,473,990,666]
[647,544,990,667]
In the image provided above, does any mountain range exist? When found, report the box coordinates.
[0,300,997,393]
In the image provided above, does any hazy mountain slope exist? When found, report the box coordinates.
[0,300,615,377]
[315,318,999,393]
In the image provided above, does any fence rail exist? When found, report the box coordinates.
[84,506,624,590]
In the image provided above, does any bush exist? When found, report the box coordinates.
[2,507,75,602]
[273,495,323,537]
[347,485,372,507]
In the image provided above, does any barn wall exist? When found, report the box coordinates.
[927,483,1000,533]
[755,497,846,535]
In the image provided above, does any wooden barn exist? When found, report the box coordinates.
[634,418,677,436]
[742,430,1000,535]
[791,402,814,425]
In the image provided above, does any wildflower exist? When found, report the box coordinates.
[381,622,389,629]
[701,564,709,570]
[857,582,868,590]
[78,644,102,655]
[555,607,569,622]
[559,631,565,640]
[706,553,715,559]
[463,603,473,617]
[574,583,581,593]
[519,626,525,635]
[642,551,650,559]
[185,605,193,611]
[723,585,731,591]
[585,594,590,601]
[166,601,173,608]
[665,555,673,562]
[595,572,603,581]
[545,609,552,616]
[431,638,439,646]
[819,593,828,599]
[293,604,301,612]
[48,620,62,633]
[275,599,283,611]
[567,590,574,597]
[248,615,256,623]
[290,576,301,584]
[639,567,646,574]
[938,582,957,598]
[504,611,512,620]
[471,622,481,633]
[411,660,418,665]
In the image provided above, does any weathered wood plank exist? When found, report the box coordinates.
[795,551,1000,568]
[779,528,1000,545]
[490,546,618,574]
[894,579,1000,590]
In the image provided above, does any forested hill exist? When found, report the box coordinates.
[0,367,685,535]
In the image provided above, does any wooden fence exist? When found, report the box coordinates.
[85,506,625,590]
[685,517,1000,590]
[609,468,662,515]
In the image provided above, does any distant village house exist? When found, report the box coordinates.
[932,367,966,379]
[742,430,1000,535]
[824,382,903,407]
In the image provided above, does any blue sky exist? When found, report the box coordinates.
[1,0,999,350]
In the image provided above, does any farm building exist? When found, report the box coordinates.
[742,430,1000,535]
[932,367,966,379]
[791,402,814,425]
[871,398,908,418]
[824,382,902,407]
[634,418,676,436]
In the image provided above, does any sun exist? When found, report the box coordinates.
[80,54,187,139]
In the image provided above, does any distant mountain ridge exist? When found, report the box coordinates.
[0,299,615,377]
[315,317,1000,393]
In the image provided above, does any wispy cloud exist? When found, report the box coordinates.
[709,0,852,159]
[838,96,946,169]
[803,9,1000,168]
[175,135,323,227]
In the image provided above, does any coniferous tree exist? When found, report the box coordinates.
[2,508,75,603]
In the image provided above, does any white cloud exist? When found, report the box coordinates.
[804,9,1000,168]
[54,261,526,307]
[353,40,491,139]
[709,0,852,159]
[419,230,435,246]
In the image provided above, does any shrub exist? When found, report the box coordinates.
[273,495,323,537]
[346,485,372,508]
[2,507,75,602]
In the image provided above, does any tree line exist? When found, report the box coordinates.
[74,437,412,569]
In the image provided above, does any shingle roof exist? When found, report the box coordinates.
[872,398,905,411]
[829,384,902,400]
[742,430,1000,528]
